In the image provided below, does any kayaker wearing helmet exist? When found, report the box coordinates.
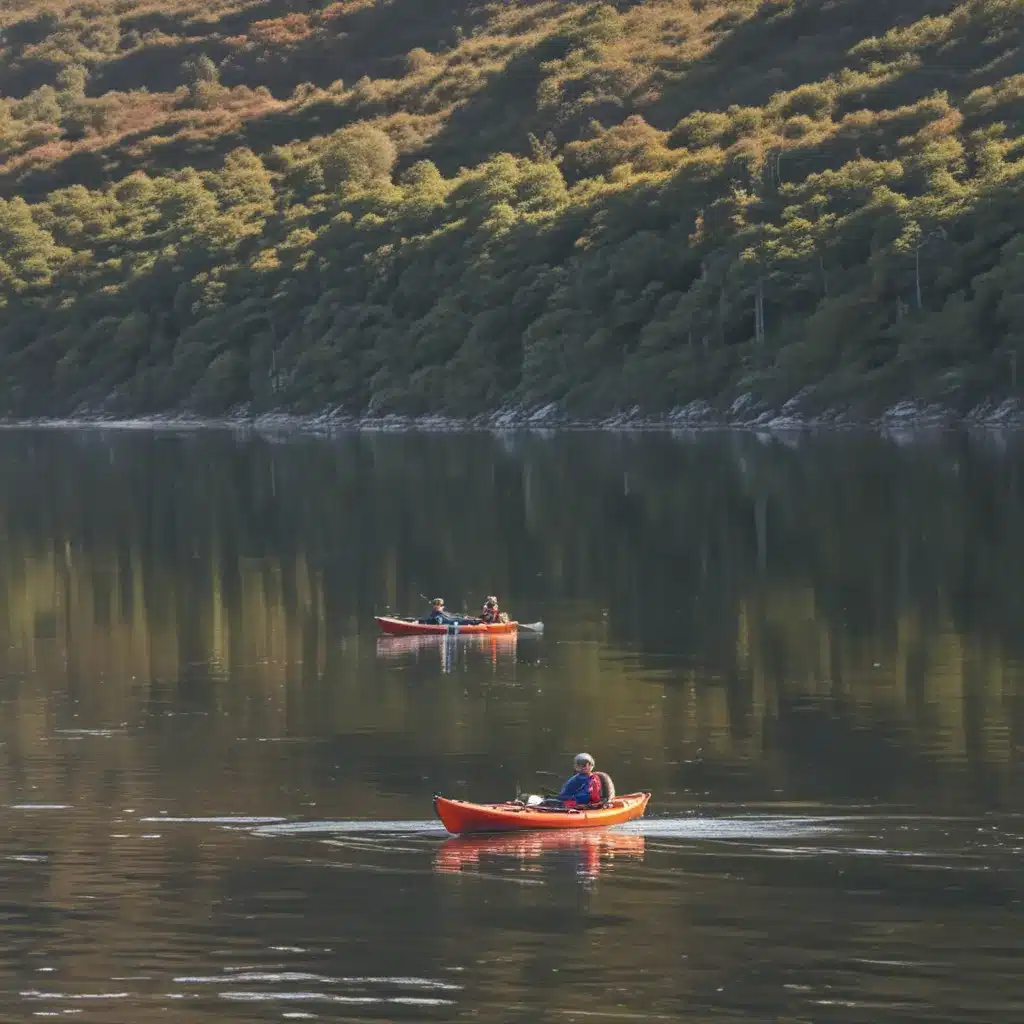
[480,596,501,623]
[420,597,482,626]
[556,752,603,808]
[521,753,615,809]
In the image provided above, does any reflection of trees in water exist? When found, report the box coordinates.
[1,430,1021,1024]
[0,429,1020,813]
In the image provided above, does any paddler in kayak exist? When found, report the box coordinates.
[530,753,614,809]
[419,597,482,626]
[480,595,505,623]
[557,752,603,807]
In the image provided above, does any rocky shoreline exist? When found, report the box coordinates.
[2,396,1024,434]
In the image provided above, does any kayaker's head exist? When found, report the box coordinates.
[574,752,595,774]
[432,597,444,609]
[484,596,498,609]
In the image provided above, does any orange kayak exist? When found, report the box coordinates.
[433,792,651,834]
[375,615,519,636]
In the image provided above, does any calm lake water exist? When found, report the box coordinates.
[0,426,1022,1023]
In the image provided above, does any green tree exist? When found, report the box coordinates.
[321,124,397,189]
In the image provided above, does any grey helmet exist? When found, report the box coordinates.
[574,752,595,768]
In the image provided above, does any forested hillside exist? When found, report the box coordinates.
[0,0,1022,420]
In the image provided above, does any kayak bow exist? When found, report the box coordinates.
[433,792,651,834]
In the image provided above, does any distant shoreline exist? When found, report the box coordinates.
[2,396,1024,434]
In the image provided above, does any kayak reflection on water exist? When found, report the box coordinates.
[375,632,518,673]
[433,829,646,880]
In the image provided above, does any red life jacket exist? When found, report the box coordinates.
[481,603,499,622]
[563,773,602,809]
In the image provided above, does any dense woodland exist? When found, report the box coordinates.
[0,0,1021,419]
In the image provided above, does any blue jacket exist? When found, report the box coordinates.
[557,771,602,807]
[422,608,481,625]
[422,609,460,625]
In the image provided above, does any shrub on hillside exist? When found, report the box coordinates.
[61,95,121,139]
[13,86,62,126]
[668,111,733,150]
[568,4,624,50]
[405,48,436,74]
[249,15,313,47]
[773,83,835,121]
[562,115,673,181]
[783,115,817,140]
[320,124,397,189]
[964,75,1024,128]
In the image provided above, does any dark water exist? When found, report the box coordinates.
[1,426,1023,1023]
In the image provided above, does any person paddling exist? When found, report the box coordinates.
[480,596,501,623]
[556,752,603,808]
[420,597,481,626]
[527,752,613,809]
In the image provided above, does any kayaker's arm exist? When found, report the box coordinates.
[557,774,584,803]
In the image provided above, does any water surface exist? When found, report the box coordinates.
[0,427,1022,1022]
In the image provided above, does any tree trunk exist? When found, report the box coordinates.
[755,495,767,573]
[754,275,765,344]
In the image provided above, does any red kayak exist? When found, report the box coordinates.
[375,615,521,636]
[433,792,651,834]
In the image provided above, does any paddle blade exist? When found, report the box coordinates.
[518,621,544,632]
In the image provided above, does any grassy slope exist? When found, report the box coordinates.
[0,0,1022,418]
[0,0,760,194]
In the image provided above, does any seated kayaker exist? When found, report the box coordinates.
[525,753,614,810]
[420,597,481,626]
[556,752,603,808]
[480,596,500,623]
